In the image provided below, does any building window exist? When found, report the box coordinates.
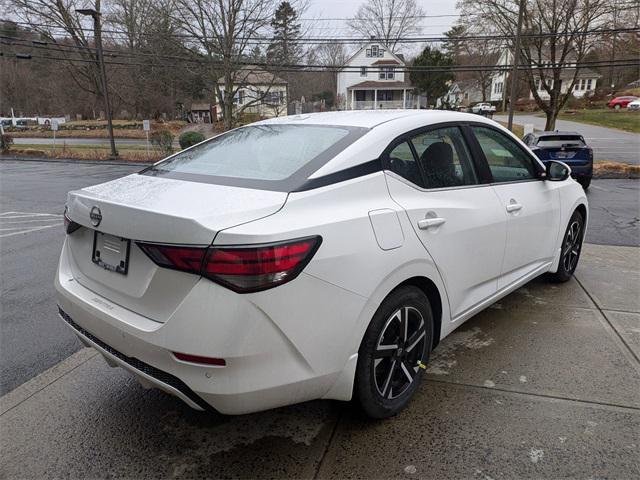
[379,67,395,80]
[360,66,367,76]
[366,45,384,58]
[264,91,282,105]
[587,79,593,90]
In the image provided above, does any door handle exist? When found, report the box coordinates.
[417,217,446,229]
[506,202,523,213]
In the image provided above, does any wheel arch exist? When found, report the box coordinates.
[392,276,443,349]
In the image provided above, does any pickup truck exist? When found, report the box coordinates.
[471,102,497,115]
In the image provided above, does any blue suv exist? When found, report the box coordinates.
[523,131,593,189]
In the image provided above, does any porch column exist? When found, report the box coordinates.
[374,89,377,110]
[402,89,406,109]
[351,89,354,110]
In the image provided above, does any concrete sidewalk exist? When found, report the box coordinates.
[1,244,639,479]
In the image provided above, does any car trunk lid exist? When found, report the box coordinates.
[64,174,287,321]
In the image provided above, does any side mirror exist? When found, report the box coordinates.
[546,160,571,181]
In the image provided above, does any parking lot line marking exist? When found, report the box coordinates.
[0,212,62,217]
[0,218,65,225]
[0,224,62,238]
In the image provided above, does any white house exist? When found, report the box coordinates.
[336,43,417,110]
[216,66,288,119]
[490,50,601,102]
[441,80,487,108]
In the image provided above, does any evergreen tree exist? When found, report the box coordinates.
[409,46,454,106]
[267,2,302,66]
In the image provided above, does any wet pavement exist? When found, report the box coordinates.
[2,243,638,479]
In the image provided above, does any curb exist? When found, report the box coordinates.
[0,348,98,416]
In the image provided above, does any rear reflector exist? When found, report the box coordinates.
[137,236,321,293]
[173,352,226,366]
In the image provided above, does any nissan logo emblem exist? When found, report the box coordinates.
[90,206,102,227]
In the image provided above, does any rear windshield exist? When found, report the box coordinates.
[536,135,586,148]
[141,124,367,191]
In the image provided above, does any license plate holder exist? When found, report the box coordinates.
[92,231,131,275]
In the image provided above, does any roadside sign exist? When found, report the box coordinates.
[143,120,150,159]
[51,120,58,154]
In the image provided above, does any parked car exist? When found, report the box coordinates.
[626,99,640,111]
[471,102,497,115]
[607,96,639,109]
[57,111,587,418]
[523,131,593,189]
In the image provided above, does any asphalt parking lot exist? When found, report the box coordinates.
[1,160,639,478]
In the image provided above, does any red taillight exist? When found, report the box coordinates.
[136,243,207,274]
[173,352,226,366]
[137,236,321,293]
[203,237,321,292]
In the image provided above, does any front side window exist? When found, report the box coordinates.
[143,124,365,190]
[472,126,539,183]
[411,127,477,189]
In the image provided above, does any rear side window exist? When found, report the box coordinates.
[472,126,539,183]
[142,124,367,191]
[387,141,423,187]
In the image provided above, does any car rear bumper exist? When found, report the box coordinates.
[568,164,593,178]
[55,239,365,414]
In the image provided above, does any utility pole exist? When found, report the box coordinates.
[507,0,526,132]
[77,1,118,159]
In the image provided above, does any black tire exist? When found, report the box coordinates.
[578,177,591,190]
[355,286,433,419]
[550,210,585,282]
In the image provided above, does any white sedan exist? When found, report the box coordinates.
[471,102,497,114]
[56,111,587,418]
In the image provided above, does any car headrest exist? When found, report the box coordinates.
[420,142,455,175]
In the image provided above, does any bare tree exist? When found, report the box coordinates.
[8,0,105,108]
[315,42,348,101]
[173,0,284,129]
[443,24,500,102]
[460,0,610,129]
[348,0,425,51]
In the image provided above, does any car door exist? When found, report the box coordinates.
[384,125,507,320]
[469,125,561,289]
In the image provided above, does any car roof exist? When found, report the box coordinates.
[255,109,495,129]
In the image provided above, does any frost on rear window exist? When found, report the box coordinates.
[148,125,351,181]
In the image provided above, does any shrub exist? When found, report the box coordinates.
[150,129,174,154]
[1,133,13,151]
[179,131,205,149]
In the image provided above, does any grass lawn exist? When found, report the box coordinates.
[497,121,525,138]
[6,143,168,162]
[558,109,640,133]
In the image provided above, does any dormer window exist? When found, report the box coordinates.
[366,45,385,58]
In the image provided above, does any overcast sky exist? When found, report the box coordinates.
[303,0,459,57]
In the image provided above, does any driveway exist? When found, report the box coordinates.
[494,114,640,165]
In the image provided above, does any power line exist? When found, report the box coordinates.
[3,49,638,74]
[1,24,638,47]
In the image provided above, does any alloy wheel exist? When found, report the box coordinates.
[562,219,582,272]
[373,306,427,399]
